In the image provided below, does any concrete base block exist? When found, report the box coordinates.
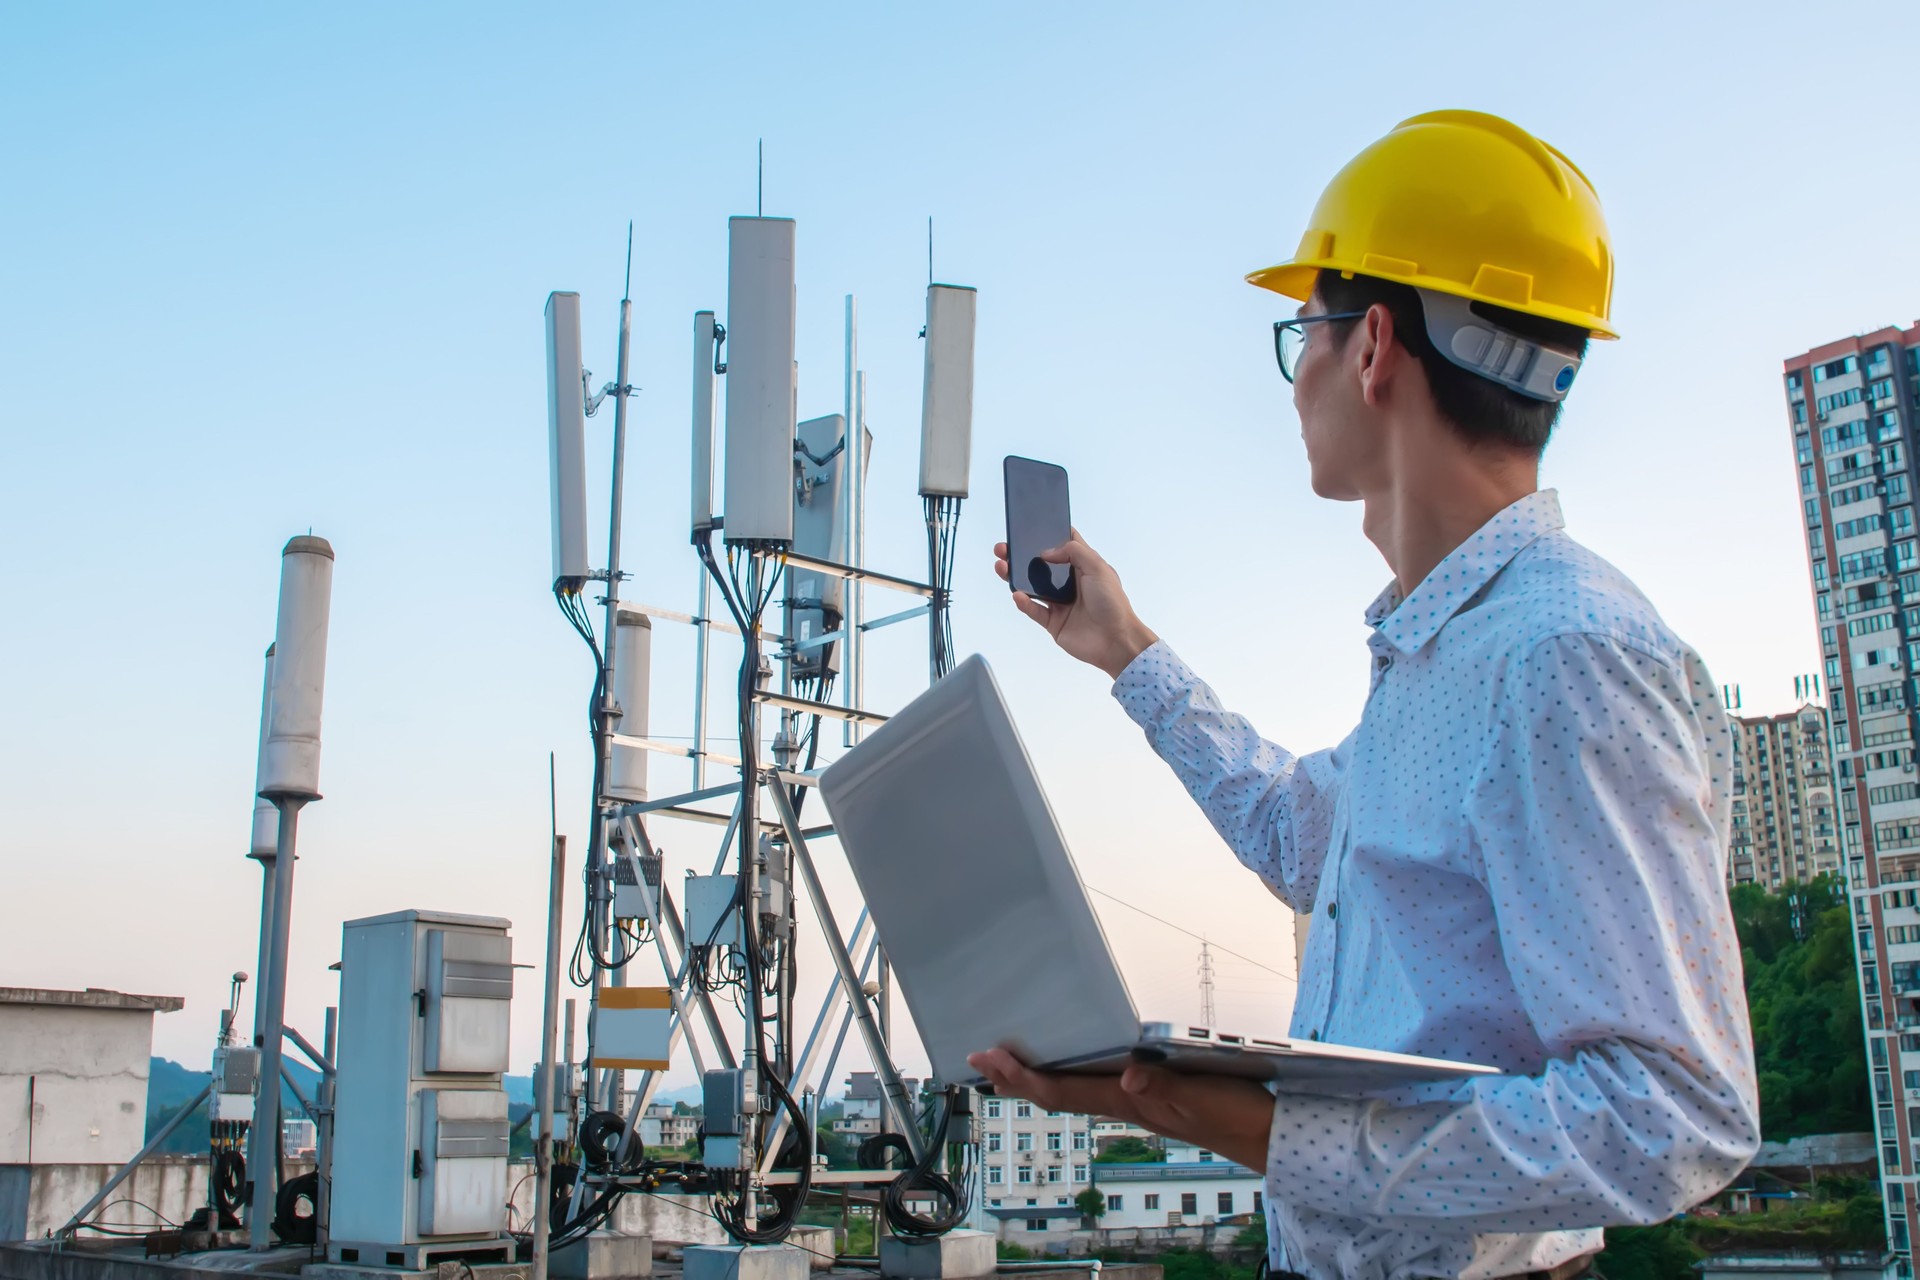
[683,1244,810,1280]
[785,1226,836,1269]
[551,1230,654,1280]
[878,1230,996,1280]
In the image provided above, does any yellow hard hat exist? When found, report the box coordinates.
[1248,110,1617,339]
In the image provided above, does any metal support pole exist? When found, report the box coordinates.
[250,857,277,1044]
[533,834,566,1280]
[766,782,923,1161]
[55,1079,215,1239]
[249,797,305,1249]
[842,295,860,748]
[584,292,636,1117]
[317,1006,336,1251]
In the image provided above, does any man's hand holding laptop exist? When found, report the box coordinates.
[967,1048,1274,1173]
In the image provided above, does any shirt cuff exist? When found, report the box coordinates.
[1265,1089,1365,1219]
[1110,639,1195,729]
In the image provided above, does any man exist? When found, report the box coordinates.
[970,111,1760,1280]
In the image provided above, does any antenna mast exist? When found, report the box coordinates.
[1199,941,1218,1028]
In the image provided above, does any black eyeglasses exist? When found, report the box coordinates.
[1272,312,1365,383]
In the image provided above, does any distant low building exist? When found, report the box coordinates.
[1091,1158,1264,1231]
[1697,1252,1896,1279]
[1090,1117,1155,1156]
[282,1117,317,1158]
[635,1102,699,1149]
[834,1071,921,1138]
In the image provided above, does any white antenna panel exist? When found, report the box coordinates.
[722,217,797,545]
[259,536,334,802]
[787,414,848,681]
[918,284,977,498]
[691,310,718,536]
[546,291,591,585]
[250,643,278,857]
[608,606,653,803]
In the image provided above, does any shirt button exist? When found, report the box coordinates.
[1309,1031,1321,1042]
[1326,901,1337,920]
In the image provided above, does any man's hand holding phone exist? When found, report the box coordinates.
[993,531,1159,680]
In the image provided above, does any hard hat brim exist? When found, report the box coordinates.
[1246,260,1620,341]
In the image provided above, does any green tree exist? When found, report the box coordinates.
[1094,1136,1161,1163]
[1728,876,1870,1139]
[1593,1220,1704,1280]
[1075,1188,1107,1222]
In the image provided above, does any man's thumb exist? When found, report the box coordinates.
[1041,538,1094,569]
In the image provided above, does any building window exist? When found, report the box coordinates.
[1108,1195,1124,1212]
[1073,1132,1089,1151]
[1015,1101,1033,1119]
[1047,1132,1063,1152]
[1219,1192,1235,1215]
[1144,1195,1160,1211]
[1254,1192,1263,1213]
[988,1133,1003,1153]
[1047,1167,1062,1183]
[1027,1220,1049,1233]
[1017,1168,1033,1185]
[1181,1193,1199,1217]
[1198,1151,1214,1163]
[985,1099,1002,1119]
[1057,1197,1069,1206]
[1016,1134,1033,1152]
[988,1166,1004,1185]
[1073,1164,1088,1181]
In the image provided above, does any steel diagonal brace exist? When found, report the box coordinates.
[757,913,879,1175]
[766,779,925,1163]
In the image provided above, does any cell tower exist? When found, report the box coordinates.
[1199,941,1218,1028]
[539,207,980,1265]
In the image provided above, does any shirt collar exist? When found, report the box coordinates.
[1365,489,1566,654]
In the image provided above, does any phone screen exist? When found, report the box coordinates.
[1004,456,1075,603]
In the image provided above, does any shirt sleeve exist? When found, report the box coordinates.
[1262,632,1760,1232]
[1111,640,1348,912]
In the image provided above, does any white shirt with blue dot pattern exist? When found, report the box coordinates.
[1111,490,1760,1279]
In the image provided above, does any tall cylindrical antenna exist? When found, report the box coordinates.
[249,643,278,858]
[259,537,334,801]
[607,606,653,803]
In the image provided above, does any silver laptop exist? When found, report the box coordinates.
[818,653,1495,1091]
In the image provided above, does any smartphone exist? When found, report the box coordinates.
[1004,456,1076,603]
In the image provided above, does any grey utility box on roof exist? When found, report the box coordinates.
[328,909,516,1265]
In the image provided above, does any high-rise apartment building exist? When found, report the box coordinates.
[1784,320,1920,1274]
[1728,701,1840,889]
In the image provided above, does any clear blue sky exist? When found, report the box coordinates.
[4,2,1916,1074]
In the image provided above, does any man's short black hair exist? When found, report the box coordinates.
[1312,271,1592,454]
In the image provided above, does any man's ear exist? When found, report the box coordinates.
[1357,303,1396,407]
